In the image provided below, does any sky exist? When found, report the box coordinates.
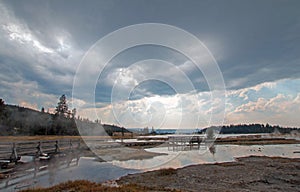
[0,0,300,128]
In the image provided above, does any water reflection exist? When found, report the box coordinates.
[1,144,299,191]
[209,145,216,156]
[112,144,300,170]
[0,153,137,191]
[0,153,81,191]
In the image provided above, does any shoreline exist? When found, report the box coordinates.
[19,155,300,192]
[116,155,300,192]
[1,137,299,191]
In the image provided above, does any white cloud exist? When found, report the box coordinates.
[177,60,196,73]
[225,79,300,127]
[19,101,38,111]
[251,81,277,92]
[76,90,224,128]
[91,78,297,128]
[1,80,58,111]
[105,66,142,88]
[3,23,54,53]
[0,1,83,92]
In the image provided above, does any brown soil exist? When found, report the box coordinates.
[215,136,300,145]
[117,156,300,192]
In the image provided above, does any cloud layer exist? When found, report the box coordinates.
[0,0,300,128]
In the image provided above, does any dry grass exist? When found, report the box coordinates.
[216,162,245,167]
[20,180,181,192]
[0,136,83,142]
[0,135,136,142]
[157,168,177,176]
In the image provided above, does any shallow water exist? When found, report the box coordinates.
[112,144,300,170]
[0,157,138,192]
[1,144,299,191]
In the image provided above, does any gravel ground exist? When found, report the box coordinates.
[117,156,300,192]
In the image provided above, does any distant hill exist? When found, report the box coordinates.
[0,104,130,136]
[200,124,300,134]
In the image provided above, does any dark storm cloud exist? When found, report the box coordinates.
[0,0,299,105]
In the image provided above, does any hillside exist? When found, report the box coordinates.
[0,104,130,136]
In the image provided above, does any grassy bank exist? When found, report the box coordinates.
[0,135,135,142]
[21,180,180,192]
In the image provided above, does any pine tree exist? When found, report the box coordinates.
[55,94,68,116]
[0,98,5,120]
[0,98,4,113]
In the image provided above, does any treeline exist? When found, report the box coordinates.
[200,123,299,134]
[0,98,129,136]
